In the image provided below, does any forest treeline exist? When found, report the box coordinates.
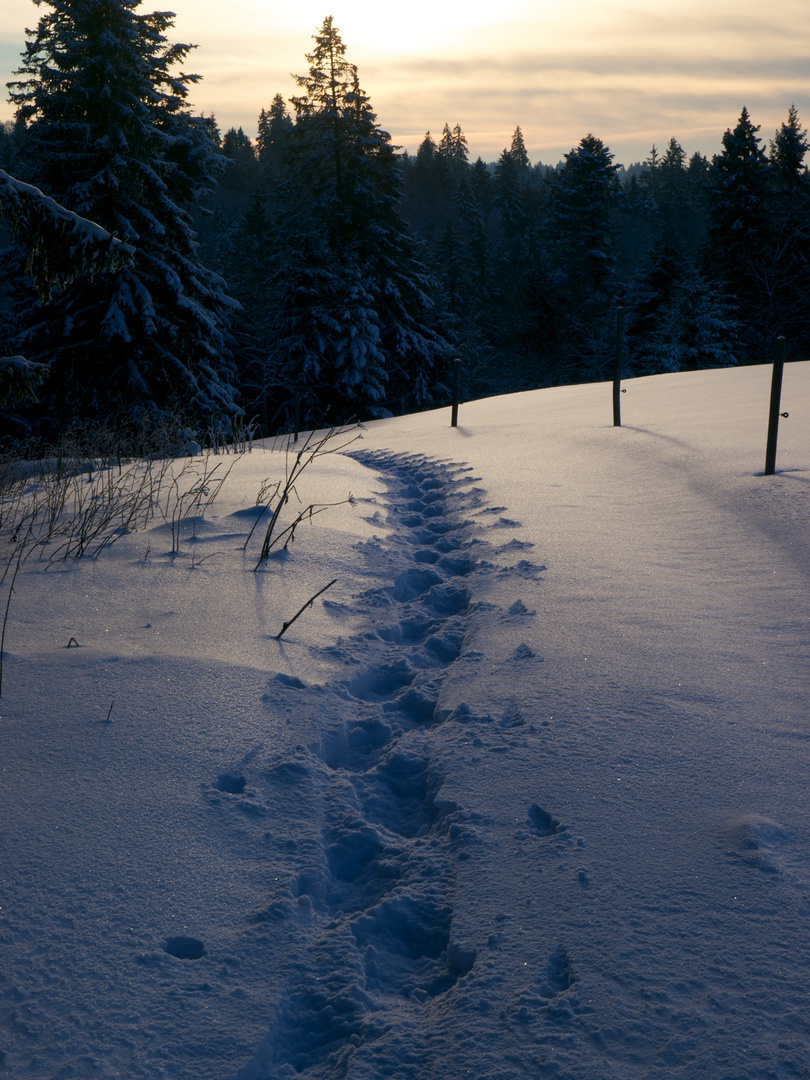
[1,4,809,446]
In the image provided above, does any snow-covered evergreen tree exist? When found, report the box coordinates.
[493,148,526,236]
[509,126,530,170]
[705,107,770,353]
[770,105,810,194]
[0,168,132,299]
[647,267,740,372]
[548,134,620,301]
[256,94,293,185]
[760,106,810,352]
[438,123,469,175]
[707,108,771,273]
[705,106,810,356]
[7,0,239,425]
[267,17,452,419]
[544,134,621,378]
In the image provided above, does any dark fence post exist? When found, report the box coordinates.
[451,359,461,428]
[293,393,301,442]
[613,306,625,427]
[764,336,787,475]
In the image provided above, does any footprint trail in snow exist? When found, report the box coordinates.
[206,451,560,1079]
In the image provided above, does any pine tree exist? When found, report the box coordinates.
[545,134,621,378]
[257,94,293,184]
[762,106,810,351]
[649,267,740,372]
[266,17,452,419]
[642,144,661,200]
[637,137,703,279]
[7,0,238,425]
[658,138,688,205]
[437,122,469,176]
[770,104,810,194]
[212,189,276,425]
[706,107,774,355]
[437,123,454,163]
[707,108,771,276]
[218,126,258,213]
[494,148,525,236]
[416,131,438,165]
[509,126,530,170]
[469,157,493,213]
[548,134,620,299]
[400,131,448,239]
[452,124,469,168]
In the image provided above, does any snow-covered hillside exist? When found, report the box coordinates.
[1,363,809,1078]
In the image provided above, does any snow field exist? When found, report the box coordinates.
[2,363,810,1078]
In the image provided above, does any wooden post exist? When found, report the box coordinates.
[293,393,301,442]
[613,306,625,427]
[451,359,461,428]
[764,336,786,475]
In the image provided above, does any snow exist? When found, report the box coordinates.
[1,362,809,1078]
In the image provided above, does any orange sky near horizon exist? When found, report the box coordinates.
[1,0,808,167]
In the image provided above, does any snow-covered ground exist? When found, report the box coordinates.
[1,363,809,1079]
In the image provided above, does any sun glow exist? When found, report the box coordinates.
[267,0,546,57]
[1,0,807,163]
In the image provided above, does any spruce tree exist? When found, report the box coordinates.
[266,17,452,420]
[658,138,688,206]
[649,266,740,372]
[256,94,293,185]
[509,126,530,170]
[7,0,238,425]
[707,108,770,281]
[545,134,621,378]
[401,131,448,239]
[764,106,810,351]
[437,122,468,179]
[770,104,810,194]
[493,148,525,236]
[549,134,620,291]
[705,107,775,355]
[217,127,258,216]
[452,124,469,168]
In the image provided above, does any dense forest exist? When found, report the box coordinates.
[1,2,809,448]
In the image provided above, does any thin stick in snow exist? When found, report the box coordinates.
[0,545,23,699]
[275,579,337,640]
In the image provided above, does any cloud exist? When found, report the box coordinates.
[1,0,807,166]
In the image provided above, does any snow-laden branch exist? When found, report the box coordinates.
[0,354,46,406]
[0,169,134,299]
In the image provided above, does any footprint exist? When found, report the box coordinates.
[511,643,535,661]
[165,936,205,960]
[527,804,563,837]
[214,772,246,795]
[542,944,576,996]
[723,814,793,876]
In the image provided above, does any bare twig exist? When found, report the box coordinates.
[275,579,337,640]
[0,543,24,699]
[189,550,224,569]
[260,496,355,562]
[253,424,360,570]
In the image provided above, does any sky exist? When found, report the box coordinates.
[1,0,808,166]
